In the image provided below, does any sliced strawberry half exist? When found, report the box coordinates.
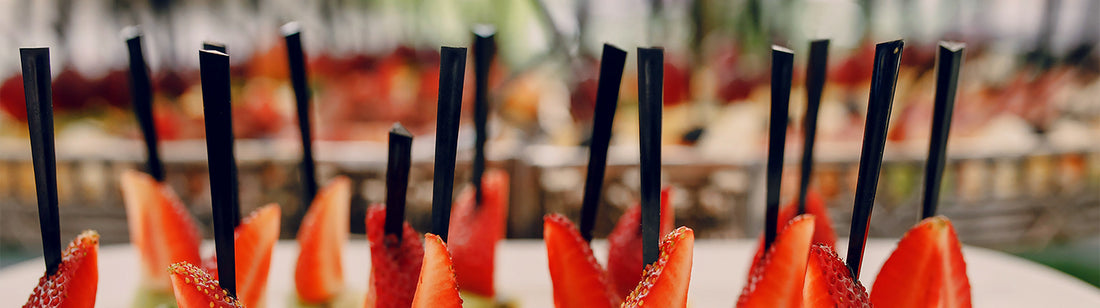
[120,170,203,291]
[168,262,242,308]
[364,204,425,308]
[607,187,674,299]
[295,177,351,303]
[870,216,971,308]
[447,170,509,297]
[621,226,694,308]
[24,230,100,308]
[205,205,281,307]
[779,190,836,247]
[803,244,871,308]
[544,214,619,308]
[411,233,463,308]
[736,215,816,307]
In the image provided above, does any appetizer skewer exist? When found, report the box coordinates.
[21,47,102,308]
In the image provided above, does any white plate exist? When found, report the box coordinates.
[2,239,1098,307]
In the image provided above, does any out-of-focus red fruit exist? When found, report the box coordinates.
[663,56,691,106]
[52,69,92,111]
[832,43,876,87]
[1,75,27,121]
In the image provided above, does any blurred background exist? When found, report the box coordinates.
[0,0,1096,287]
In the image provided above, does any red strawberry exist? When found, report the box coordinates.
[744,191,838,281]
[411,233,463,308]
[205,205,281,308]
[607,188,674,299]
[24,230,100,308]
[544,214,619,308]
[168,262,242,308]
[120,170,204,291]
[737,215,816,307]
[870,216,972,308]
[779,190,837,247]
[803,244,871,308]
[364,204,425,308]
[447,170,509,297]
[621,226,694,308]
[295,177,351,303]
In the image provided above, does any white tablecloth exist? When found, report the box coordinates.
[2,239,1098,307]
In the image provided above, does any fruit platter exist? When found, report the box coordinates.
[3,238,1100,307]
[2,0,1100,306]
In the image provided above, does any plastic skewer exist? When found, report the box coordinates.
[283,22,318,216]
[385,123,413,240]
[921,42,965,219]
[637,47,663,267]
[200,41,238,227]
[472,26,495,206]
[578,44,627,242]
[21,47,62,276]
[200,49,239,296]
[764,46,794,250]
[203,41,226,53]
[846,39,904,280]
[124,28,165,182]
[798,39,828,215]
[431,47,467,242]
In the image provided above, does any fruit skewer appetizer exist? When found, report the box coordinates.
[364,123,424,308]
[446,29,512,303]
[618,47,695,308]
[871,42,972,308]
[120,30,206,297]
[281,23,357,306]
[169,50,281,308]
[409,46,468,308]
[20,47,102,308]
[544,43,628,307]
[787,39,837,247]
[739,39,905,307]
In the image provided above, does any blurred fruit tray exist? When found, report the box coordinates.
[0,138,1096,253]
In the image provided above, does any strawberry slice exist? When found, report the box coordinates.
[803,243,871,308]
[870,216,971,308]
[205,205,281,307]
[295,177,351,303]
[120,170,203,291]
[737,215,816,307]
[621,226,694,308]
[168,262,242,308]
[779,190,836,247]
[411,233,463,308]
[364,204,425,308]
[544,214,619,308]
[608,187,674,299]
[24,230,100,308]
[447,170,509,297]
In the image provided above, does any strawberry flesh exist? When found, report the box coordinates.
[803,244,871,308]
[621,226,694,308]
[204,205,281,308]
[544,214,619,308]
[447,170,509,297]
[24,230,100,308]
[412,233,463,308]
[737,215,816,308]
[780,189,837,247]
[120,170,203,291]
[608,188,674,299]
[365,204,425,308]
[168,262,242,308]
[295,177,351,303]
[871,216,972,308]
